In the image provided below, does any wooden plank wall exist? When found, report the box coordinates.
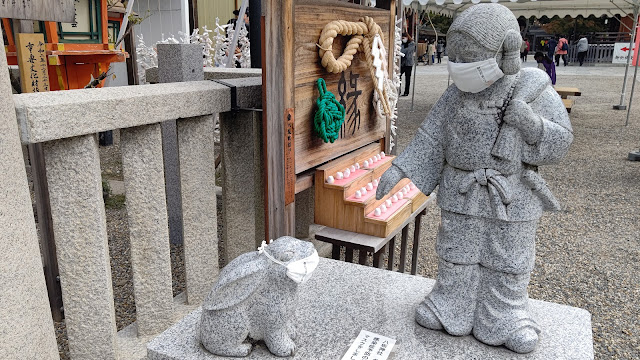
[293,0,390,174]
[0,0,75,23]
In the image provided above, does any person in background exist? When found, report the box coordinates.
[547,36,557,61]
[425,40,434,65]
[436,40,444,64]
[535,51,556,85]
[555,35,569,66]
[400,33,416,96]
[520,36,527,62]
[430,42,437,64]
[576,35,589,66]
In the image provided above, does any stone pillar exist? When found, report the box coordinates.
[220,110,265,264]
[44,135,118,359]
[177,115,219,304]
[120,124,174,335]
[295,188,315,239]
[0,32,59,360]
[157,43,205,245]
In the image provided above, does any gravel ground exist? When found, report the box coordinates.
[50,64,639,359]
[386,63,640,360]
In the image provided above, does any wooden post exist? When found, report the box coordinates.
[14,20,64,322]
[262,0,296,240]
[124,23,139,86]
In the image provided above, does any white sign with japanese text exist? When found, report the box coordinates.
[341,330,396,360]
[613,42,635,64]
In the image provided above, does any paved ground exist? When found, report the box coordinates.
[392,60,640,359]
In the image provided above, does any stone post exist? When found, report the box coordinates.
[177,115,220,303]
[120,124,174,335]
[0,32,59,360]
[44,135,118,359]
[220,110,265,264]
[157,43,205,245]
[295,188,315,239]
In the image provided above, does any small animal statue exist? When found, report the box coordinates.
[199,236,319,357]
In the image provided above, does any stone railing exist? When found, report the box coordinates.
[2,36,266,358]
[12,81,229,359]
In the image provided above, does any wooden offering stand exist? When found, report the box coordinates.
[314,143,430,237]
[263,0,433,241]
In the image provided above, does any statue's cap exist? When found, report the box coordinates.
[448,4,519,53]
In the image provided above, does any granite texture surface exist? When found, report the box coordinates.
[157,43,205,84]
[218,77,263,110]
[158,43,206,247]
[147,258,593,360]
[44,135,118,359]
[120,123,174,335]
[176,114,220,304]
[220,110,265,264]
[198,237,317,357]
[376,4,573,353]
[13,81,230,144]
[0,34,59,359]
[145,66,261,84]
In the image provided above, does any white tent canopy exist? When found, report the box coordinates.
[402,0,637,18]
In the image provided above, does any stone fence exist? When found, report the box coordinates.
[1,38,264,358]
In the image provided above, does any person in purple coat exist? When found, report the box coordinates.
[534,52,556,85]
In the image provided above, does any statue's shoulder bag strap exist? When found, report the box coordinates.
[492,73,522,161]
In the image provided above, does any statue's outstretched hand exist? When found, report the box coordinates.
[503,99,543,144]
[376,164,405,200]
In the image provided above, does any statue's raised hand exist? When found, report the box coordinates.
[376,164,405,200]
[503,99,543,144]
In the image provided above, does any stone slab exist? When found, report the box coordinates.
[44,135,118,358]
[147,258,593,360]
[215,77,262,110]
[121,124,174,335]
[157,43,206,247]
[0,32,59,360]
[220,110,264,265]
[157,43,205,84]
[177,115,220,303]
[13,81,230,144]
[146,66,261,84]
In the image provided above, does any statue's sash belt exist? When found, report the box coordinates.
[457,168,559,221]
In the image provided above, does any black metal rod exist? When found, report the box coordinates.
[249,0,262,68]
[411,210,426,275]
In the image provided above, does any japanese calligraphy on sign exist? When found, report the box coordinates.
[16,33,50,93]
[341,330,396,360]
[0,0,74,22]
[293,5,390,174]
[338,71,363,138]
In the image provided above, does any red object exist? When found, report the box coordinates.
[3,3,128,91]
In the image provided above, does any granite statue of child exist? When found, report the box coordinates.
[376,4,573,354]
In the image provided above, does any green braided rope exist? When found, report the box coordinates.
[314,78,345,143]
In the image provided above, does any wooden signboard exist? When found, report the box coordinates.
[15,33,50,92]
[293,1,391,174]
[0,0,75,23]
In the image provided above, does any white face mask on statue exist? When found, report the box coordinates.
[258,241,319,284]
[447,42,505,93]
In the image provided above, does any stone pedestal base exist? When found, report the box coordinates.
[148,259,593,360]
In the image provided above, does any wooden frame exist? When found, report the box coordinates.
[263,0,396,239]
